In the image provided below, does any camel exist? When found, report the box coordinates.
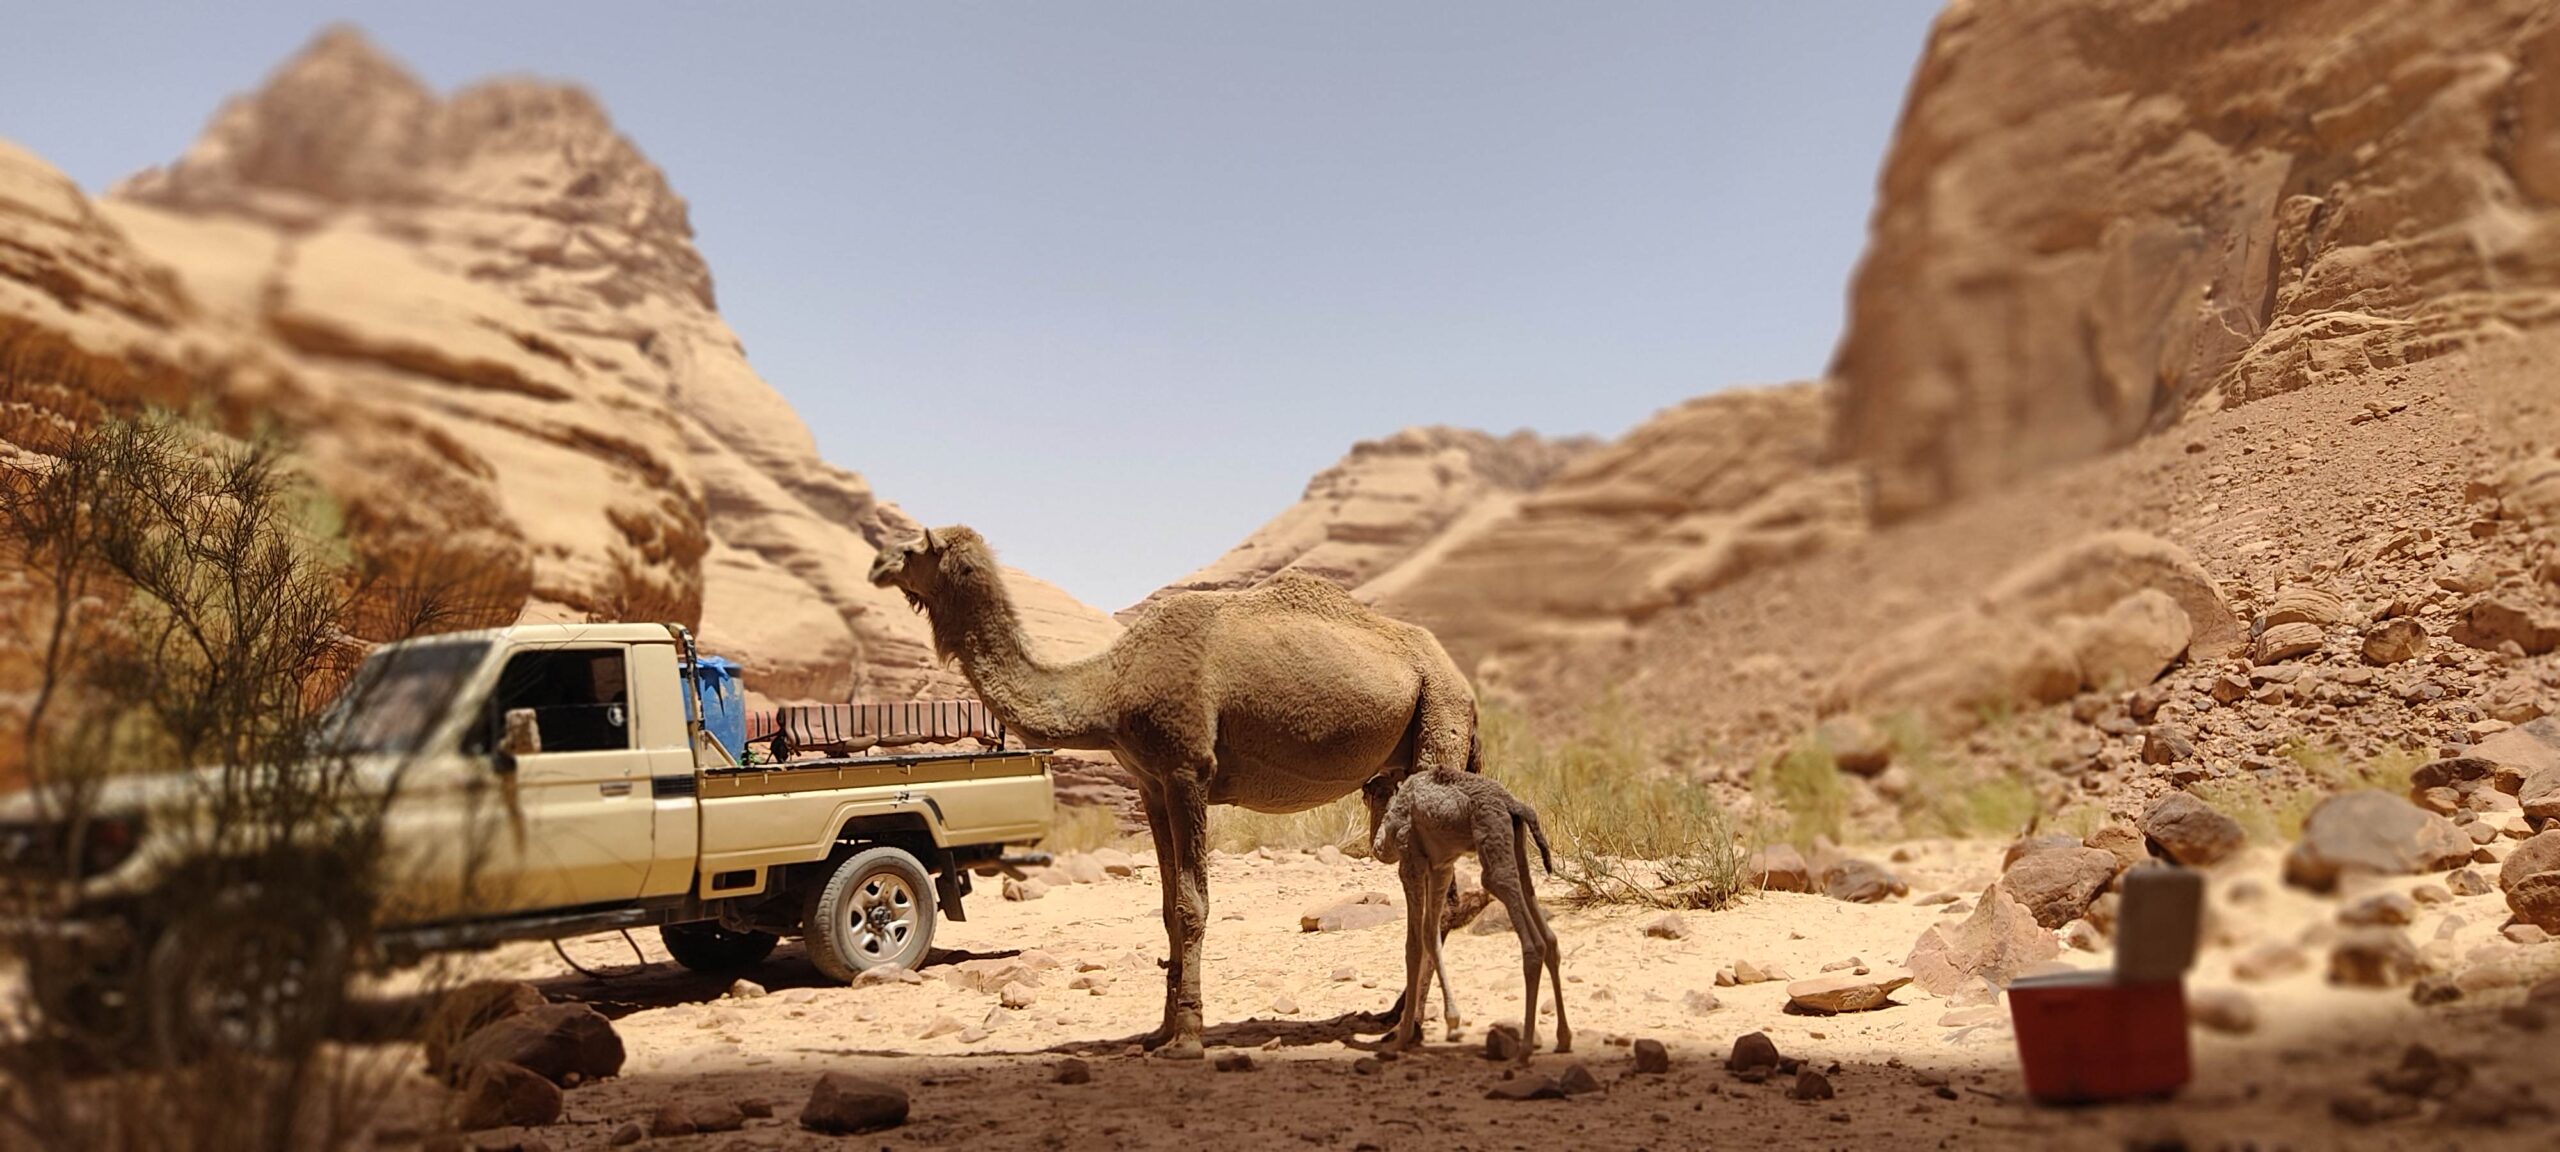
[1363,768,1569,1057]
[867,526,1480,1058]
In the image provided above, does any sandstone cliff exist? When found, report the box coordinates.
[0,29,1118,703]
[1835,0,2560,518]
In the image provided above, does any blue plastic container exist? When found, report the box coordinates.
[689,655,747,759]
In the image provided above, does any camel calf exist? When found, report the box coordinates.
[1364,769,1569,1057]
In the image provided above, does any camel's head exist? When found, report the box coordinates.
[868,525,988,611]
[1361,773,1402,863]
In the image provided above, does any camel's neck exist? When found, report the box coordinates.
[924,573,1117,750]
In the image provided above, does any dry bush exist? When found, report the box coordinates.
[1481,704,1753,911]
[0,411,458,1150]
[1044,801,1141,854]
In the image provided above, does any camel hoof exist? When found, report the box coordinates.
[1150,1037,1205,1061]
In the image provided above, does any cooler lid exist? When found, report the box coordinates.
[2113,864,2204,983]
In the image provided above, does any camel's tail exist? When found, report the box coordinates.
[1510,799,1554,876]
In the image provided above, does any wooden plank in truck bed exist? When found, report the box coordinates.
[699,748,1050,800]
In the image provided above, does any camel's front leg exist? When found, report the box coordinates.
[1153,771,1212,1060]
[1135,779,1186,1051]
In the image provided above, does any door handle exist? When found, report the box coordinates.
[599,781,634,798]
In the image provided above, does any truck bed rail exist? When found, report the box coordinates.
[746,700,1008,758]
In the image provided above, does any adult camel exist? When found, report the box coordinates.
[869,526,1478,1059]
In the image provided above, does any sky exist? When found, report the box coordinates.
[2,3,1942,613]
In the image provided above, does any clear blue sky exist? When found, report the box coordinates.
[3,3,1941,613]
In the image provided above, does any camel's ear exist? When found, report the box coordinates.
[921,527,938,552]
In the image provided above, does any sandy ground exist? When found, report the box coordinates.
[351,841,2560,1152]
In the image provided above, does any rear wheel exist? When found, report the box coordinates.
[800,846,936,981]
[659,922,780,973]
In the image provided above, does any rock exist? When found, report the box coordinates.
[2332,1090,2422,1125]
[1788,1069,1836,1101]
[1486,1075,1566,1101]
[941,958,1044,994]
[1731,959,1788,984]
[2502,831,2560,893]
[2002,834,2081,871]
[457,1062,562,1131]
[422,981,546,1081]
[649,1099,743,1138]
[1001,876,1047,901]
[1818,714,1894,775]
[1557,1062,1604,1095]
[1999,846,2119,928]
[2340,892,2417,927]
[446,1003,624,1089]
[999,982,1038,1010]
[2450,868,2495,896]
[2085,825,2149,873]
[1091,847,1137,876]
[1300,892,1399,933]
[2408,756,2503,816]
[800,1073,909,1135]
[2139,726,2196,765]
[857,965,925,986]
[738,1099,773,1119]
[1641,913,1690,940]
[1053,1058,1092,1085]
[2283,791,2473,892]
[2510,873,2560,932]
[608,1122,643,1146]
[2187,987,2258,1034]
[2506,924,2551,945]
[1821,858,1906,903]
[1727,1031,1783,1076]
[2363,618,2430,665]
[2060,588,2196,692]
[2138,792,2244,867]
[1212,1052,1254,1072]
[2329,929,2422,988]
[1483,1024,1524,1062]
[2262,587,2347,630]
[2470,718,2560,789]
[1632,1038,1670,1074]
[2453,596,2560,655]
[2370,1043,2471,1099]
[727,979,765,1000]
[916,1015,962,1040]
[1906,888,2061,995]
[2060,919,2104,952]
[1682,989,1723,1015]
[2231,942,2311,983]
[2412,883,2453,906]
[1351,1056,1382,1075]
[1055,853,1108,885]
[1785,967,1913,1014]
[2253,621,2324,663]
[1749,843,1815,893]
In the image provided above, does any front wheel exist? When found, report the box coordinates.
[659,922,780,973]
[800,846,937,981]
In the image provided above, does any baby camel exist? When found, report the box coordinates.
[1364,769,1569,1057]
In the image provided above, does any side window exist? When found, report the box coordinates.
[480,648,631,754]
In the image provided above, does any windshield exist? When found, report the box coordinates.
[317,640,492,756]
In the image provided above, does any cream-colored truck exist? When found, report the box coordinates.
[7,622,1055,1041]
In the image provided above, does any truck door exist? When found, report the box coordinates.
[468,644,657,911]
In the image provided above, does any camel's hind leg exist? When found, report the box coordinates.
[1476,810,1549,1056]
[1512,816,1569,1054]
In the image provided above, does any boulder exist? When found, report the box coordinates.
[2139,726,2197,765]
[1785,967,1914,1014]
[2363,618,2429,665]
[2512,873,2560,933]
[1641,913,1690,940]
[457,1062,561,1131]
[649,1099,745,1138]
[2283,791,2473,892]
[1905,888,2059,995]
[2002,834,2082,871]
[1749,843,1815,893]
[1557,1063,1604,1096]
[2454,596,2560,655]
[1983,532,2247,663]
[2498,831,2560,893]
[2329,929,2422,988]
[2051,588,2193,690]
[2339,892,2416,927]
[2261,587,2347,629]
[1823,606,2082,725]
[2472,718,2560,790]
[423,981,546,1081]
[1822,858,1907,904]
[2409,757,2503,816]
[2187,987,2258,1035]
[1817,714,1895,776]
[2141,792,2245,867]
[1726,1031,1783,1075]
[1998,846,2120,929]
[1789,1069,1836,1101]
[1632,1038,1671,1074]
[799,1073,909,1135]
[1485,1075,1566,1101]
[446,1003,624,1088]
[2084,825,2149,873]
[2253,621,2325,663]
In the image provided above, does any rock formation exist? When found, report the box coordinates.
[1833,0,2560,518]
[0,28,1117,706]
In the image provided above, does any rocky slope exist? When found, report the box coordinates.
[1121,426,1592,622]
[1834,0,2560,519]
[0,29,1118,706]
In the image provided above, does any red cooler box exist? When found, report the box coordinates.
[2007,865,2204,1104]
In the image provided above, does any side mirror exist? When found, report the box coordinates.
[495,708,542,773]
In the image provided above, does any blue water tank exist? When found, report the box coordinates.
[690,655,747,760]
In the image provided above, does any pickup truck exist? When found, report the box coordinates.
[4,622,1056,1044]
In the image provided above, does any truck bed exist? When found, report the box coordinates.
[698,747,1051,800]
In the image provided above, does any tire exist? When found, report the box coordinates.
[145,894,348,1065]
[659,921,780,973]
[800,846,937,982]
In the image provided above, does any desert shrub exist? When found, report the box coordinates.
[1485,703,1752,911]
[1045,801,1141,854]
[2193,745,2429,843]
[0,410,458,1150]
[1211,795,1371,856]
